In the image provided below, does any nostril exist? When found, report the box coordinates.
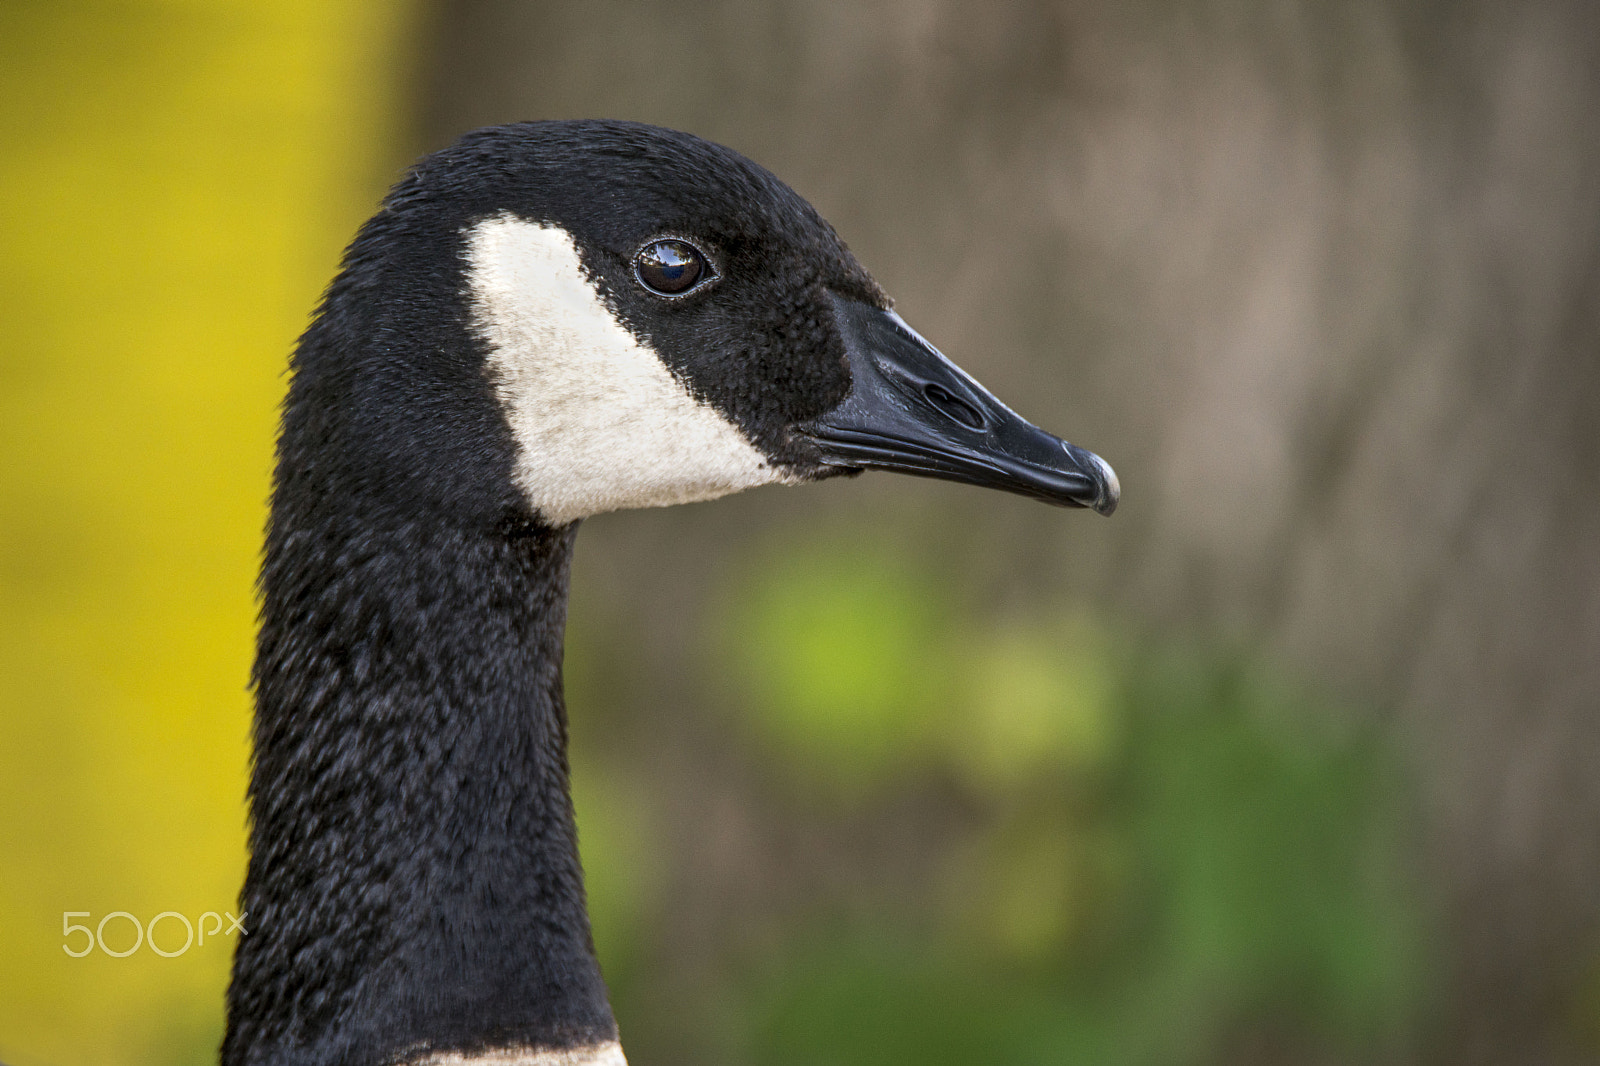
[923,383,985,430]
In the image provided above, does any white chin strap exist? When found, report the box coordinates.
[466,213,792,524]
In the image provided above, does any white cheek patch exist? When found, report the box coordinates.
[465,213,790,524]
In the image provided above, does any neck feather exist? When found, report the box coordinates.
[223,507,615,1066]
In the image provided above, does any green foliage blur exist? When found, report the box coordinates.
[571,533,1426,1066]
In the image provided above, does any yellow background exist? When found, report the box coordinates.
[0,3,412,1061]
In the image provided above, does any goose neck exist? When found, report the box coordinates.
[224,514,616,1065]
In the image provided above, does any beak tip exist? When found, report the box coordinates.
[1089,451,1120,516]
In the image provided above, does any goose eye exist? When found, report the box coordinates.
[634,239,711,296]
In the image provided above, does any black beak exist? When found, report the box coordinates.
[798,295,1119,515]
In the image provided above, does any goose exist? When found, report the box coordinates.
[222,119,1118,1066]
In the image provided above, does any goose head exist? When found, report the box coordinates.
[229,120,1116,1066]
[295,120,1115,534]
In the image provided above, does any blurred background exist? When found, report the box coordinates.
[2,1,1597,1063]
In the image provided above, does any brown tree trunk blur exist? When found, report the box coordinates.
[407,1,1600,1062]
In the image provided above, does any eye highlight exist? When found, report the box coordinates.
[634,239,714,297]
